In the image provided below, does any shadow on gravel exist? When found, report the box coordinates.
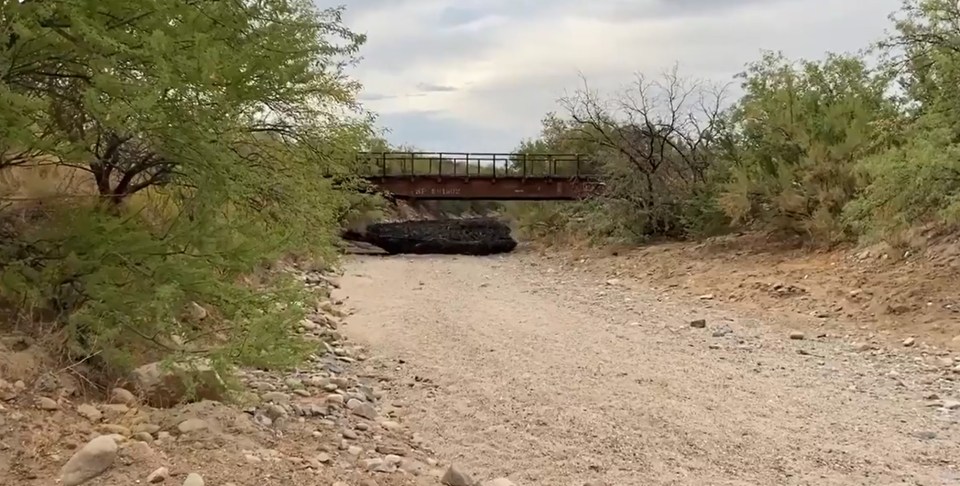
[343,218,517,256]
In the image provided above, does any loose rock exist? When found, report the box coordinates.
[384,454,403,465]
[60,435,118,486]
[100,404,130,418]
[376,444,408,456]
[903,337,916,347]
[380,420,402,431]
[263,403,287,421]
[177,418,209,434]
[109,388,137,406]
[441,465,474,486]
[186,301,208,321]
[183,473,204,486]
[133,432,154,443]
[36,396,59,410]
[99,424,131,437]
[689,319,707,329]
[400,458,427,475]
[0,378,17,401]
[789,332,805,340]
[712,326,733,338]
[133,423,161,435]
[77,404,102,422]
[482,479,517,486]
[147,467,169,483]
[130,361,226,408]
[350,402,377,420]
[261,391,291,404]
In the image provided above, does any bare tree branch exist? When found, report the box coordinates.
[557,67,729,235]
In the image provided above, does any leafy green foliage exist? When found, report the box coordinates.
[845,114,960,239]
[846,1,960,240]
[718,52,897,241]
[511,1,960,248]
[0,206,314,373]
[0,0,379,380]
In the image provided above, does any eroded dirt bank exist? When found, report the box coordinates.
[556,233,960,352]
[338,252,960,486]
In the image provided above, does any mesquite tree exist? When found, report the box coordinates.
[0,0,375,376]
[559,66,729,237]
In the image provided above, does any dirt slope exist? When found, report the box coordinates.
[338,252,960,486]
[556,233,960,351]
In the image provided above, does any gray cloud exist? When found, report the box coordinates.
[352,31,482,71]
[377,111,513,151]
[416,82,458,93]
[652,0,797,17]
[358,82,458,103]
[359,92,429,102]
[436,5,487,26]
[358,93,396,101]
[343,0,903,151]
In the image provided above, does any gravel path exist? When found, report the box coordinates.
[337,253,960,486]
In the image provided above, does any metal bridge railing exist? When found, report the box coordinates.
[356,152,597,179]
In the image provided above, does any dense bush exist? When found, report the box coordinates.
[0,0,379,379]
[847,0,960,241]
[718,52,897,242]
[508,0,960,249]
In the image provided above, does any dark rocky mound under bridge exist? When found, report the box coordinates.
[342,218,517,256]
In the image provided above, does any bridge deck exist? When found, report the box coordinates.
[357,152,602,200]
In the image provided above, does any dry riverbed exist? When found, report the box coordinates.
[4,249,960,486]
[339,252,960,486]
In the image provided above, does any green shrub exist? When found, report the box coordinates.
[0,0,375,380]
[718,52,896,243]
[845,115,960,240]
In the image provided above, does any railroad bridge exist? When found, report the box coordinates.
[358,152,603,200]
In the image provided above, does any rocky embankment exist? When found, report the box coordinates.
[0,266,514,486]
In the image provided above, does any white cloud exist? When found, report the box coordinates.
[341,0,902,151]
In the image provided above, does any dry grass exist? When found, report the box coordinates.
[0,163,101,239]
[0,161,98,201]
[0,160,181,229]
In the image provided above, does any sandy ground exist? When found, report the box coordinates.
[338,252,960,486]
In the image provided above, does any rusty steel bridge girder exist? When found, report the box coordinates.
[368,176,603,200]
[357,151,604,201]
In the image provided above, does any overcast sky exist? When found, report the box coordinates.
[340,0,902,152]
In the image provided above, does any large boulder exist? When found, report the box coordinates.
[441,465,475,486]
[130,360,227,408]
[60,435,118,486]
